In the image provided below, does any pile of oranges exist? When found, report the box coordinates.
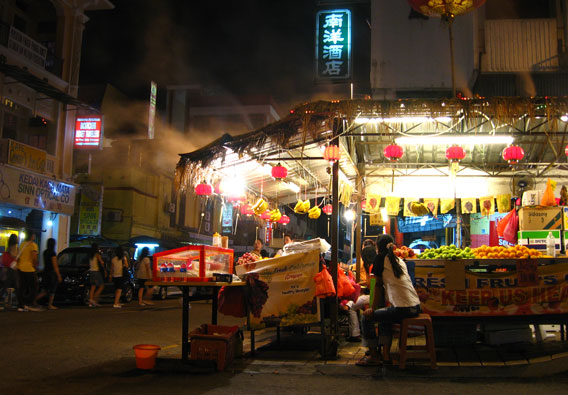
[471,245,543,259]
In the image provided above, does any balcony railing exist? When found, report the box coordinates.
[0,20,62,77]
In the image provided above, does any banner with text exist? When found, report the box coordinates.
[0,164,75,215]
[414,262,568,316]
[236,249,321,329]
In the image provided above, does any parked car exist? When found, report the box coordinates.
[38,246,136,305]
[409,239,439,253]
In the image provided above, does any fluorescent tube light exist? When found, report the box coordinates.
[355,116,451,124]
[395,135,514,146]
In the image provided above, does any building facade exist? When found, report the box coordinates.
[0,0,113,258]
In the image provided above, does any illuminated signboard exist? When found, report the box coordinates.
[148,81,157,140]
[74,116,103,149]
[315,9,351,80]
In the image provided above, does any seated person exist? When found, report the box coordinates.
[357,234,421,366]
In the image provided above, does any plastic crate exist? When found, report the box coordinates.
[189,324,239,371]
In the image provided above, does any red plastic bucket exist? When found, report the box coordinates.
[133,344,161,370]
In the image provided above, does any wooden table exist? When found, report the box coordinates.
[148,281,245,361]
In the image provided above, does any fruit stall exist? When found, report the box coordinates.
[175,97,568,355]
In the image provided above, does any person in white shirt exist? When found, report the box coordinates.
[357,234,421,366]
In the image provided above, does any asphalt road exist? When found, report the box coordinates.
[2,294,568,395]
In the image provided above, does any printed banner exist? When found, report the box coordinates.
[78,185,102,235]
[424,198,439,218]
[386,197,401,216]
[414,262,568,316]
[461,198,477,214]
[479,196,495,216]
[236,249,321,329]
[369,213,385,226]
[440,198,455,214]
[365,193,381,214]
[496,193,511,213]
[403,198,420,217]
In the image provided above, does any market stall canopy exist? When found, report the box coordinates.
[176,97,568,203]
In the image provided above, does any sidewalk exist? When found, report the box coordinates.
[233,327,568,379]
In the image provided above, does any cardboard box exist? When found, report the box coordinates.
[518,230,561,252]
[518,207,562,231]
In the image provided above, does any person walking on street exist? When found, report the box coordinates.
[16,230,42,312]
[111,246,128,308]
[136,247,154,306]
[36,238,61,310]
[87,243,105,307]
[1,233,19,309]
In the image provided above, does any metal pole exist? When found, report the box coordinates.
[330,119,340,341]
[355,175,362,283]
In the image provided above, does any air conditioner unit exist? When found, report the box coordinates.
[165,203,176,214]
[106,210,122,222]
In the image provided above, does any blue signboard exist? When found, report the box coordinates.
[315,9,352,80]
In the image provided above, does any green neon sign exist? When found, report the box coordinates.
[315,9,352,80]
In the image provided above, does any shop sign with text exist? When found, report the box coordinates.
[0,164,75,215]
[74,116,103,149]
[315,9,351,80]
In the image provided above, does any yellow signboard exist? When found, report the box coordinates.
[8,140,46,173]
[78,186,102,235]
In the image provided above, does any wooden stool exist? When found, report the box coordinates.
[399,313,437,370]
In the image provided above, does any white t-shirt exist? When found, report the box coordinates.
[111,256,124,277]
[374,255,420,308]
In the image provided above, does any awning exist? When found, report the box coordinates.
[0,61,100,112]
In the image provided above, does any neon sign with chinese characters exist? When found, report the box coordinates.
[315,9,351,80]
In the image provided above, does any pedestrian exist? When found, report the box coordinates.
[1,233,19,309]
[36,238,62,310]
[357,234,421,366]
[87,243,105,307]
[135,247,154,306]
[15,229,42,312]
[111,246,128,308]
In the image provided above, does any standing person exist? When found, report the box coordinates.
[135,247,154,306]
[357,234,421,366]
[87,243,105,307]
[1,234,19,309]
[16,229,42,312]
[110,246,128,308]
[275,234,292,257]
[36,238,61,310]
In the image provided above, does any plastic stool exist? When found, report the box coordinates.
[399,313,437,370]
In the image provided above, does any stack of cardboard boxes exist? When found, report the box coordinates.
[517,207,564,254]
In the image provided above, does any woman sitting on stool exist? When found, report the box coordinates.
[357,234,421,366]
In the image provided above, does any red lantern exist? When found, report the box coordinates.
[502,145,525,165]
[361,200,366,211]
[227,194,246,204]
[260,210,271,220]
[195,183,213,196]
[278,215,290,225]
[240,204,254,216]
[383,144,404,162]
[323,145,341,163]
[445,146,466,163]
[407,0,486,17]
[565,144,568,157]
[271,163,288,180]
[322,204,333,215]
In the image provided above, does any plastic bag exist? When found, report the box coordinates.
[337,267,355,299]
[218,286,246,318]
[541,179,557,206]
[314,265,336,298]
[503,209,519,245]
[497,209,515,237]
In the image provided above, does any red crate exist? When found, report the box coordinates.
[189,324,239,371]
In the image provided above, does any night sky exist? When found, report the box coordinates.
[79,0,321,111]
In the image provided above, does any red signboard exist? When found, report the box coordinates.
[74,116,102,149]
